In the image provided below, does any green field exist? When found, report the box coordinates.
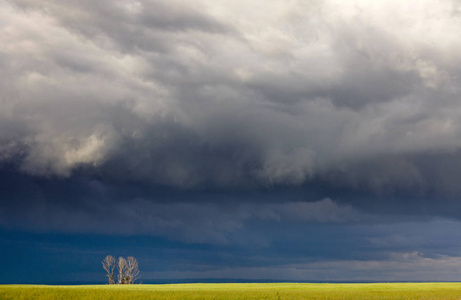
[2,283,461,299]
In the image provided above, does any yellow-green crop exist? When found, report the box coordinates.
[1,282,461,299]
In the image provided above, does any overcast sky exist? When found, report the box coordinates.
[2,0,461,283]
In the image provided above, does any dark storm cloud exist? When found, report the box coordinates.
[4,0,461,282]
[2,167,461,247]
[3,0,461,282]
[0,169,372,244]
[2,0,461,195]
[1,0,461,231]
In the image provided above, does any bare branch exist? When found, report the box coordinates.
[126,256,141,284]
[101,255,116,284]
[117,257,128,284]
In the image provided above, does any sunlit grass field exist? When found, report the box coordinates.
[2,283,461,299]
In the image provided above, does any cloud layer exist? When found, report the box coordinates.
[3,0,461,283]
[2,0,461,194]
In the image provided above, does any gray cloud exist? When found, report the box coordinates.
[5,1,461,283]
[2,0,461,195]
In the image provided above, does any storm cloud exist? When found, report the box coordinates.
[2,0,461,191]
[2,0,461,282]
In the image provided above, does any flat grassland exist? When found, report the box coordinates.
[2,283,461,299]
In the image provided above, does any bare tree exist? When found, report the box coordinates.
[102,255,116,284]
[117,257,128,284]
[126,256,141,284]
[103,255,141,284]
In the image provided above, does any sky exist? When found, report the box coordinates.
[2,0,461,283]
